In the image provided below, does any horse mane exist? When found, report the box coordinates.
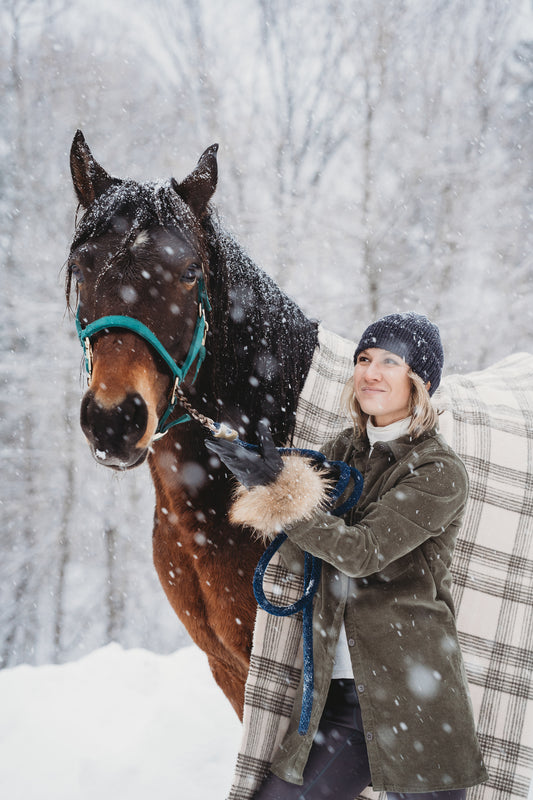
[203,213,318,445]
[66,180,318,445]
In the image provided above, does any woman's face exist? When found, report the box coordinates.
[353,348,412,427]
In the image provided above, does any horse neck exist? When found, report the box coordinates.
[148,426,229,516]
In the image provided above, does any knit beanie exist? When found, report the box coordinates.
[353,312,444,396]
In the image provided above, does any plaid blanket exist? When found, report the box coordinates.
[227,325,533,800]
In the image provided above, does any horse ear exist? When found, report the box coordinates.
[172,143,218,218]
[70,130,120,207]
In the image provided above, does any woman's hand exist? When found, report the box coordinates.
[205,423,283,489]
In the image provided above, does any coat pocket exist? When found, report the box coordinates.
[369,551,416,583]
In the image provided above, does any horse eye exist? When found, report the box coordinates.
[69,263,84,284]
[181,265,199,284]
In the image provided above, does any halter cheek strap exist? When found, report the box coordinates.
[75,276,212,438]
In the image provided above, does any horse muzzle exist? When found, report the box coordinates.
[80,390,150,470]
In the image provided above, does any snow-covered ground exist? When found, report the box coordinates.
[3,645,532,800]
[0,645,241,799]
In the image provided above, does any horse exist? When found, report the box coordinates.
[67,133,532,799]
[67,130,318,718]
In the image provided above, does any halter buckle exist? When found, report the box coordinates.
[199,301,209,347]
[84,338,93,380]
[170,376,180,405]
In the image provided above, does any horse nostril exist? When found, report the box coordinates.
[80,391,149,454]
[117,393,148,438]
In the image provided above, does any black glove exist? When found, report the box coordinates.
[205,422,283,489]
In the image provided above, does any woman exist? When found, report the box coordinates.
[207,312,488,800]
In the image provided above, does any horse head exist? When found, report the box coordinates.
[67,131,218,469]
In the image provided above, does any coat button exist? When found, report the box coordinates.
[366,732,374,741]
[348,638,355,647]
[357,684,365,693]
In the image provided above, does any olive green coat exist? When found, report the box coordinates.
[270,428,488,792]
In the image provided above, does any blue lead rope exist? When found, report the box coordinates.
[248,445,363,735]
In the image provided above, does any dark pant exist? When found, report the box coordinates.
[253,680,467,800]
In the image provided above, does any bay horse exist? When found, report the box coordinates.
[66,131,318,718]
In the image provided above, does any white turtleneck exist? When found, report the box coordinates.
[331,416,412,680]
[366,416,412,453]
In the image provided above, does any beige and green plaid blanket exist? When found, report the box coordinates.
[227,325,533,800]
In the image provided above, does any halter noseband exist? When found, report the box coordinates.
[75,275,212,439]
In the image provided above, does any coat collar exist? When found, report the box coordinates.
[351,426,439,463]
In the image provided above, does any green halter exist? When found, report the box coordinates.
[76,276,212,438]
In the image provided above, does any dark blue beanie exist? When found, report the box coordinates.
[353,312,444,396]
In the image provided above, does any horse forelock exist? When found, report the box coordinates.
[71,179,205,256]
[67,179,210,307]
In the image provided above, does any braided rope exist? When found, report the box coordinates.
[174,388,239,440]
[174,388,216,431]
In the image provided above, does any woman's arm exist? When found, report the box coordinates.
[230,451,468,577]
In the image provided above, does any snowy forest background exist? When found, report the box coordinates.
[1,0,532,669]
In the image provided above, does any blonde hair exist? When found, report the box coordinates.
[341,368,438,440]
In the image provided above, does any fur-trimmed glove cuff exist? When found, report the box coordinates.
[229,454,331,542]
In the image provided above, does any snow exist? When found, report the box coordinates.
[0,644,241,800]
